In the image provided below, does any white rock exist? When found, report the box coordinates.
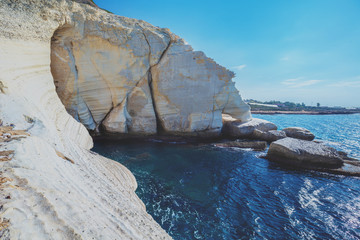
[0,1,171,239]
[0,0,252,238]
[151,42,251,135]
[222,116,277,138]
[51,21,169,134]
[50,9,251,135]
[102,99,129,133]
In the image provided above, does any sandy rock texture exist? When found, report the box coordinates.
[49,2,251,136]
[0,0,172,239]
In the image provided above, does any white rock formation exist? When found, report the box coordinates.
[222,114,277,138]
[0,0,251,238]
[0,0,170,239]
[48,1,251,136]
[151,41,251,136]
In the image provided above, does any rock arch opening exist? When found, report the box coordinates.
[50,22,251,138]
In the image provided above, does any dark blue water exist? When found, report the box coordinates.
[93,114,360,240]
[253,114,360,159]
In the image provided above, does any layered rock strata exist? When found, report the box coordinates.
[0,0,238,238]
[0,0,251,238]
[50,7,251,136]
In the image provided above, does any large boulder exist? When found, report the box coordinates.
[51,20,169,134]
[283,127,315,141]
[222,115,277,138]
[150,41,251,136]
[266,138,343,168]
[252,129,286,142]
[51,13,252,136]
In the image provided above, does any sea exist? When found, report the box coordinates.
[93,114,360,240]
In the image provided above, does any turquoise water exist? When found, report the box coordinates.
[93,114,360,240]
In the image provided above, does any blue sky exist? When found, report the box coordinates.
[96,0,360,107]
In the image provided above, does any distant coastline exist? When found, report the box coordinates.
[246,99,360,115]
[252,110,360,115]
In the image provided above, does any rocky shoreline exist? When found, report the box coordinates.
[219,115,360,177]
[252,110,360,115]
[95,114,360,177]
[1,0,359,239]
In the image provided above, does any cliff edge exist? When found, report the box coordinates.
[0,0,250,239]
[48,1,251,137]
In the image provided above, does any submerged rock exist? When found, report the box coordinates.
[326,163,360,177]
[266,138,343,168]
[222,116,277,138]
[215,140,267,151]
[282,127,315,141]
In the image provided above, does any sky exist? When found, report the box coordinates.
[96,0,360,107]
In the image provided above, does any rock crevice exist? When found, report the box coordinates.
[50,10,251,137]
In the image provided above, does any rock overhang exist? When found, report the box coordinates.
[48,2,251,137]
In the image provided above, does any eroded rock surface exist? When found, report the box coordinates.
[50,9,251,136]
[222,115,277,138]
[151,44,251,136]
[0,0,174,239]
[51,21,169,134]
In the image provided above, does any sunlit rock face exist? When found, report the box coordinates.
[151,40,251,136]
[0,1,172,239]
[50,9,251,136]
[0,0,252,238]
[51,21,171,134]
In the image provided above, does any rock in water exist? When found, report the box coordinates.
[282,127,315,141]
[222,115,277,138]
[252,129,286,142]
[266,138,343,168]
[215,140,267,151]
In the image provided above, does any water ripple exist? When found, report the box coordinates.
[93,114,360,240]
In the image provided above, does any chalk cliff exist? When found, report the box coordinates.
[49,1,251,136]
[0,0,250,239]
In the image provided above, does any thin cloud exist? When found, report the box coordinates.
[282,78,301,85]
[282,78,323,88]
[233,64,247,71]
[281,56,289,61]
[328,80,360,87]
